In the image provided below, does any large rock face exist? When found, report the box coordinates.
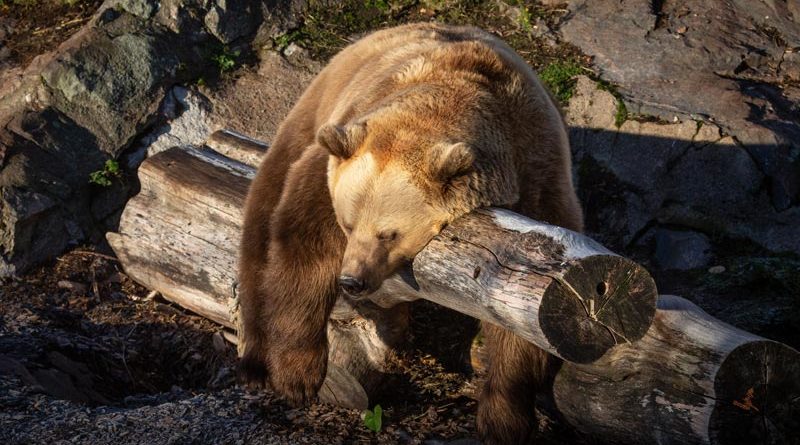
[0,0,303,276]
[559,0,800,261]
[561,0,800,212]
[567,76,800,256]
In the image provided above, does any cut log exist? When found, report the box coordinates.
[107,146,251,328]
[374,208,658,363]
[554,294,800,445]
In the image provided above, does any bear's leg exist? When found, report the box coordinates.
[238,168,281,386]
[238,131,310,382]
[239,148,346,406]
[477,322,549,445]
[477,182,583,444]
[239,253,341,405]
[255,246,342,406]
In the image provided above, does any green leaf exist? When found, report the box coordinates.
[105,159,120,175]
[89,159,121,186]
[89,171,111,187]
[362,404,382,433]
[211,47,239,73]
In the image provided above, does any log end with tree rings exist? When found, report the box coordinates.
[710,340,800,445]
[539,254,659,363]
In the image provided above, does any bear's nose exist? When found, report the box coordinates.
[338,275,367,296]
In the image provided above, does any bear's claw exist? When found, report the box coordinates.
[266,344,328,407]
[237,353,270,389]
[238,342,328,407]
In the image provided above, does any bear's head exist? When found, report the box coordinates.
[318,118,486,299]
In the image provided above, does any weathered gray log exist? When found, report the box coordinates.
[555,294,800,445]
[206,129,269,167]
[374,208,658,363]
[107,146,250,327]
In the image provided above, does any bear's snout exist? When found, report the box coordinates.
[338,275,368,297]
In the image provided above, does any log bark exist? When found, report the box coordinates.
[374,208,658,363]
[554,294,800,445]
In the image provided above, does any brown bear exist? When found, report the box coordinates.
[238,22,583,445]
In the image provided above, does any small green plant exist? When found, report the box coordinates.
[362,404,383,433]
[597,79,629,127]
[274,30,303,51]
[516,3,533,33]
[89,159,121,187]
[364,0,390,12]
[211,47,240,73]
[538,61,583,104]
[614,99,628,128]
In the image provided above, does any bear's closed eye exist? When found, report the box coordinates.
[377,230,398,241]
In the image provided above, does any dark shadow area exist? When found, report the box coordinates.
[567,127,800,349]
[408,300,480,374]
[0,251,237,407]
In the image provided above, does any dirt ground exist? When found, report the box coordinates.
[0,248,583,444]
[0,0,103,69]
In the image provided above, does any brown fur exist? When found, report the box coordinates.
[238,23,583,445]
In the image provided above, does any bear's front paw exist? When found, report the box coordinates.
[238,350,270,389]
[267,344,328,407]
[477,391,536,445]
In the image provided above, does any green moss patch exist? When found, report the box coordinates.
[538,61,584,104]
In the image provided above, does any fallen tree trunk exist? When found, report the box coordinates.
[374,207,658,363]
[555,294,800,445]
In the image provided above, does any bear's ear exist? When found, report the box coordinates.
[430,142,474,183]
[317,123,367,159]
